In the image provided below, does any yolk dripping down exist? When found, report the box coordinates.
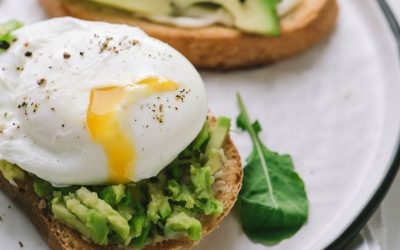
[87,77,179,183]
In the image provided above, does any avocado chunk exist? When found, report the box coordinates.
[117,205,134,222]
[147,183,172,223]
[64,195,109,245]
[190,165,214,199]
[99,184,126,207]
[130,210,148,238]
[165,212,202,241]
[115,189,136,222]
[33,178,53,198]
[131,223,151,249]
[123,193,149,247]
[205,148,226,174]
[190,165,224,215]
[76,187,130,241]
[89,0,279,35]
[198,197,223,215]
[0,160,25,186]
[168,180,196,209]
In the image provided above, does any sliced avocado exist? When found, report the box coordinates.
[191,122,210,151]
[64,195,109,245]
[76,187,130,241]
[0,160,25,186]
[165,212,202,241]
[87,212,110,245]
[89,0,279,35]
[175,0,280,35]
[205,116,231,155]
[51,196,92,240]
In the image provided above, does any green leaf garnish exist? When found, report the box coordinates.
[237,94,309,245]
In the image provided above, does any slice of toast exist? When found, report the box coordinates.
[39,0,338,69]
[0,117,243,250]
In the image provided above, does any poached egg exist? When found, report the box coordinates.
[0,18,208,185]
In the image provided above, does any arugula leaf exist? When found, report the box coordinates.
[237,94,308,245]
[0,20,23,52]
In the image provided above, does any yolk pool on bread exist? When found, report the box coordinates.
[87,78,179,183]
[0,18,207,185]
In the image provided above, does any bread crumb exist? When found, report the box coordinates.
[18,241,23,248]
[213,170,224,179]
[214,180,228,192]
[38,199,47,210]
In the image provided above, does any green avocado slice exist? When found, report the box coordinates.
[76,187,130,241]
[64,195,109,245]
[88,0,280,35]
[51,196,93,240]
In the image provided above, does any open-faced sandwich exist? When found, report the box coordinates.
[0,18,242,249]
[39,0,339,69]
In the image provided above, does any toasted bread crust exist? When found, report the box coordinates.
[0,117,242,250]
[39,0,338,69]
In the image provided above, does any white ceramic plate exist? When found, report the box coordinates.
[0,0,400,249]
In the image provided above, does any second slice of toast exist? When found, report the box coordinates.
[39,0,339,69]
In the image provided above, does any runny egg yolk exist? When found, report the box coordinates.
[87,77,179,183]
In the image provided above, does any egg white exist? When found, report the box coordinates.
[0,17,208,185]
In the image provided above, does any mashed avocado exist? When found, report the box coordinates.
[0,117,230,248]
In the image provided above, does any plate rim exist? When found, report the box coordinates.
[326,0,400,248]
[0,0,398,249]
